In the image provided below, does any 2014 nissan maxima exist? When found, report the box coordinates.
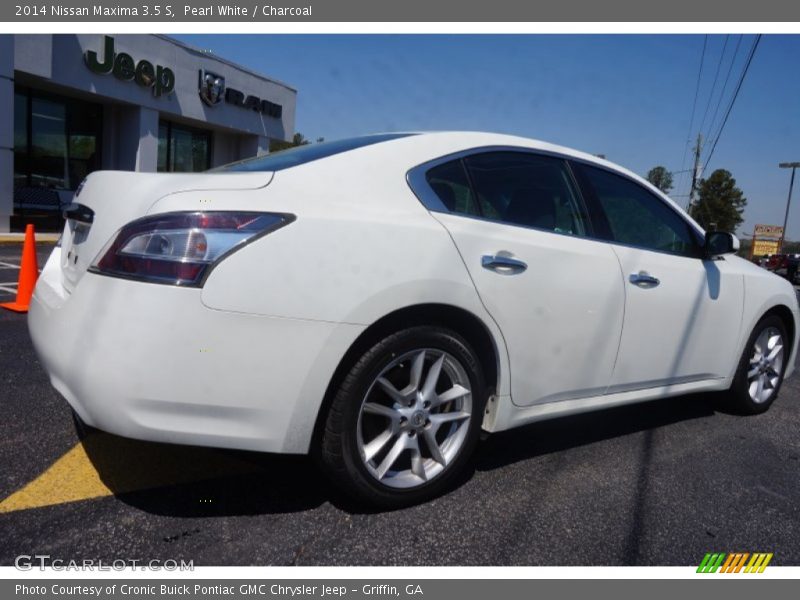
[28,132,799,507]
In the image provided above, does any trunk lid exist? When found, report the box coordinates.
[59,170,272,292]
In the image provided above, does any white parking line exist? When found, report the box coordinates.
[0,285,18,293]
[0,262,21,269]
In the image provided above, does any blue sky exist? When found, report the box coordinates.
[178,34,800,240]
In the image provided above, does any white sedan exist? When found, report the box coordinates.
[29,132,799,507]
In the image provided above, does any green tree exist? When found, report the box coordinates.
[646,166,674,194]
[690,169,747,232]
[269,132,324,153]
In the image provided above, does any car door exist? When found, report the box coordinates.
[415,151,625,407]
[573,162,744,391]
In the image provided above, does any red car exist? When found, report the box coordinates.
[762,253,799,283]
[762,253,789,271]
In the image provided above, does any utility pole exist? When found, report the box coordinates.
[778,162,799,252]
[686,133,703,213]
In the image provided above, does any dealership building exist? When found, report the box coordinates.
[0,34,297,232]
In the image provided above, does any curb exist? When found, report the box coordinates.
[0,234,60,243]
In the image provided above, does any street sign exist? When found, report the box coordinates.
[752,239,781,257]
[751,224,785,258]
[753,224,784,239]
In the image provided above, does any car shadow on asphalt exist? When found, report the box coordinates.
[80,432,334,516]
[81,392,723,517]
[473,392,719,472]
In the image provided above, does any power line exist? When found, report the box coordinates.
[676,35,708,199]
[676,36,708,197]
[705,36,755,149]
[697,35,729,138]
[704,34,743,144]
[702,34,762,172]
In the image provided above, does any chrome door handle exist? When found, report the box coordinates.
[629,271,660,287]
[482,254,527,274]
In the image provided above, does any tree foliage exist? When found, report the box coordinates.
[269,132,325,153]
[690,169,747,232]
[646,166,674,194]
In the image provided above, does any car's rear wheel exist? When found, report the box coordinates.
[729,315,788,414]
[70,408,96,439]
[319,326,487,508]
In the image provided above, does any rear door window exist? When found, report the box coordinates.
[463,152,588,236]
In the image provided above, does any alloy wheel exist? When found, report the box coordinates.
[356,348,473,488]
[747,326,784,404]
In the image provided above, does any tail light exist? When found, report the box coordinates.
[90,211,294,287]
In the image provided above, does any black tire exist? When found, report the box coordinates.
[70,409,96,439]
[728,315,789,415]
[318,325,487,508]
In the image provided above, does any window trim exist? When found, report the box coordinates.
[407,146,595,239]
[407,145,706,258]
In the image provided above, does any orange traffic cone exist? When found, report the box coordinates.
[1,224,39,313]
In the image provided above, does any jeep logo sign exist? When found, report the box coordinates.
[85,36,175,97]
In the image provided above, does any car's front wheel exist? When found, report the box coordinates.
[729,315,789,414]
[319,326,487,508]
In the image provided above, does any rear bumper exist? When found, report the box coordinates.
[28,248,364,454]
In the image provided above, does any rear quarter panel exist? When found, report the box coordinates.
[148,146,512,397]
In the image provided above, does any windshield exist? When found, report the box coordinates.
[213,133,416,173]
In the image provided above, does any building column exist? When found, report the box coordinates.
[0,36,14,233]
[238,134,270,160]
[136,107,159,172]
[115,106,159,173]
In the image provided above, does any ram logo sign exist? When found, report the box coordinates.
[198,69,226,106]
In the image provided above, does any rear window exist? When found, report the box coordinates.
[425,160,480,216]
[213,133,415,173]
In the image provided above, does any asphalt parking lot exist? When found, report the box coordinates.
[0,243,53,300]
[1,242,799,566]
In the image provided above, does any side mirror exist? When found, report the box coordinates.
[704,231,740,259]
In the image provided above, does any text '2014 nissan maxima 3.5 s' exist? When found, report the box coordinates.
[29,132,799,507]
